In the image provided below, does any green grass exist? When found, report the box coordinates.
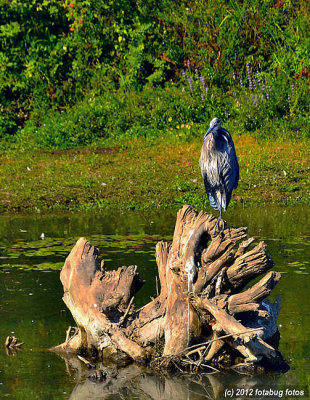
[0,133,309,213]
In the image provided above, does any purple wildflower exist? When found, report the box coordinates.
[187,76,193,92]
[257,77,262,89]
[181,69,185,77]
[199,75,205,89]
[239,78,244,87]
[291,83,295,96]
[246,62,253,90]
[186,59,190,68]
[250,94,258,106]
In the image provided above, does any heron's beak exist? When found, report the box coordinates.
[204,127,212,141]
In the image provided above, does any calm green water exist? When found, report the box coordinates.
[0,206,309,400]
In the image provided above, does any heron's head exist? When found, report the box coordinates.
[206,118,221,135]
[210,117,221,129]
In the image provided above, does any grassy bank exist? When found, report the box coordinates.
[1,133,309,213]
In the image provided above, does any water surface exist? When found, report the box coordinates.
[0,206,309,399]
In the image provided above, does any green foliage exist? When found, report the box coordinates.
[19,96,110,148]
[0,0,309,145]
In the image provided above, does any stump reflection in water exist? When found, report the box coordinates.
[62,355,283,400]
[52,205,287,373]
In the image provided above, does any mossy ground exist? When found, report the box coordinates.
[1,134,309,213]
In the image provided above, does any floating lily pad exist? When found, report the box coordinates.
[288,261,305,267]
[0,233,172,272]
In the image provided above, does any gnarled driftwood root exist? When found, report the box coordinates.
[52,205,286,373]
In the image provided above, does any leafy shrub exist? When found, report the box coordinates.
[0,0,309,145]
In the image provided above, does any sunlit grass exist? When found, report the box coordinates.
[0,133,309,212]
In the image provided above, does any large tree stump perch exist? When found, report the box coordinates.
[52,205,286,372]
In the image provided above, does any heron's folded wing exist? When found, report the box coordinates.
[203,176,219,210]
[220,141,239,206]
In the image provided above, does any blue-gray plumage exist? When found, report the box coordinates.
[199,118,239,228]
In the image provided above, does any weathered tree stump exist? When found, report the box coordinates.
[52,205,286,372]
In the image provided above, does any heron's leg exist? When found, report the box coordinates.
[213,203,225,235]
[219,207,225,231]
[213,205,222,235]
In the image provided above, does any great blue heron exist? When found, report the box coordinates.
[199,118,239,232]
